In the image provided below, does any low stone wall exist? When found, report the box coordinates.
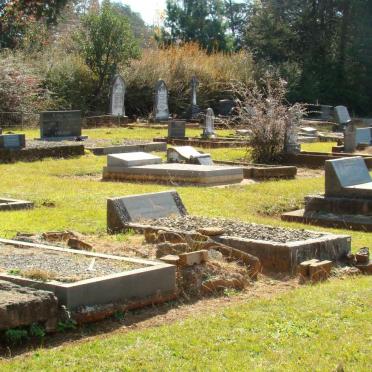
[153,137,247,148]
[0,145,85,163]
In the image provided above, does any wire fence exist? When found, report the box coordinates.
[0,112,39,130]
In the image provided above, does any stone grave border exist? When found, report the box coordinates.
[0,198,33,211]
[0,238,176,310]
[214,160,297,179]
[87,141,166,156]
[117,222,350,275]
[153,137,247,148]
[0,144,85,163]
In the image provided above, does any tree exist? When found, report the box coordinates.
[224,0,248,50]
[73,0,139,107]
[0,0,69,48]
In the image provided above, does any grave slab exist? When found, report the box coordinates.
[0,198,33,211]
[107,152,162,168]
[103,163,244,186]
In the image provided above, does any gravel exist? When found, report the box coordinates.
[145,216,324,243]
[0,245,142,283]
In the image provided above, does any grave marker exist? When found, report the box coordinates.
[190,76,200,119]
[110,75,126,116]
[154,80,170,121]
[168,120,186,138]
[40,111,82,139]
[335,106,351,125]
[0,134,26,149]
[202,108,215,138]
[107,190,188,232]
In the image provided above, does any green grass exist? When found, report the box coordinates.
[301,142,336,153]
[1,277,371,370]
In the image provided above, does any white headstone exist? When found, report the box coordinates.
[203,108,215,138]
[154,80,170,121]
[110,75,126,116]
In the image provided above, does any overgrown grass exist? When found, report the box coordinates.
[1,277,371,370]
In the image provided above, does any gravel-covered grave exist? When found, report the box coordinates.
[142,216,325,243]
[0,244,144,283]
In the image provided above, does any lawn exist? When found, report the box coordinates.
[1,277,371,370]
[0,128,370,369]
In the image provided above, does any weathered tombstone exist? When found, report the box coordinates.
[40,111,82,139]
[154,80,170,121]
[0,134,26,149]
[107,152,162,168]
[190,76,200,119]
[335,106,352,126]
[202,108,216,138]
[167,146,213,165]
[344,123,357,152]
[168,120,186,139]
[218,99,235,116]
[284,109,301,154]
[355,128,372,145]
[107,190,188,232]
[110,75,126,117]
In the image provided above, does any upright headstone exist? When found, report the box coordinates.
[218,99,235,116]
[284,108,301,154]
[190,76,200,119]
[168,120,186,139]
[343,123,357,152]
[40,111,82,139]
[202,108,216,138]
[0,134,26,149]
[110,75,126,117]
[335,106,352,126]
[154,80,170,121]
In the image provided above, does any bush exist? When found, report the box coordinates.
[122,43,255,116]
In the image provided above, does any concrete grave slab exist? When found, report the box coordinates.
[0,239,176,310]
[0,198,33,211]
[107,152,162,168]
[107,190,187,232]
[88,142,167,156]
[103,163,244,185]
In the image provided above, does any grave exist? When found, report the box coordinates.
[282,156,372,231]
[167,146,213,165]
[88,141,167,156]
[109,74,128,123]
[0,198,33,211]
[355,127,372,145]
[107,191,351,274]
[154,80,170,122]
[168,120,186,139]
[107,152,162,168]
[0,134,26,149]
[0,238,176,311]
[202,108,216,138]
[335,105,352,126]
[218,99,235,116]
[40,111,86,140]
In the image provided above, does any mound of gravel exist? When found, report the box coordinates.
[145,215,324,243]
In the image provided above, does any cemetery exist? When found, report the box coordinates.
[0,1,371,369]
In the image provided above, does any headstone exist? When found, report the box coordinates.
[356,128,372,145]
[40,111,82,139]
[107,190,188,231]
[154,80,170,121]
[284,108,301,154]
[168,120,186,139]
[167,146,213,165]
[218,99,235,116]
[344,123,357,152]
[0,134,26,149]
[190,76,200,119]
[202,108,215,138]
[110,75,126,116]
[107,152,162,168]
[335,106,352,126]
[320,105,333,121]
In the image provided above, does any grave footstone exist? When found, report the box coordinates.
[40,111,83,139]
[168,120,186,139]
[0,134,26,149]
[202,108,216,138]
[110,74,127,117]
[154,80,170,121]
[107,190,188,232]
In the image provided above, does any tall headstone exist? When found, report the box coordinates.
[110,75,126,117]
[190,76,200,119]
[202,108,216,138]
[154,80,170,121]
[284,108,301,154]
[344,122,357,153]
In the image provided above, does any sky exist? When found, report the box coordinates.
[117,0,167,25]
